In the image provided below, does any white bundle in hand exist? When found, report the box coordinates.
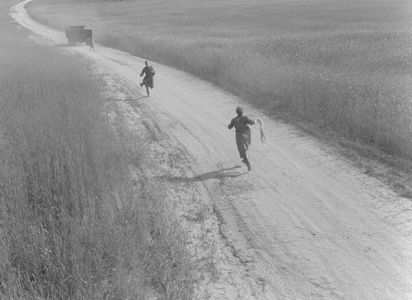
[256,119,266,143]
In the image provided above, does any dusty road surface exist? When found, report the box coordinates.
[11,0,412,299]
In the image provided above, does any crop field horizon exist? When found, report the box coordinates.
[28,0,412,158]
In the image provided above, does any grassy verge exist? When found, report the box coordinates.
[0,5,193,299]
[28,0,412,159]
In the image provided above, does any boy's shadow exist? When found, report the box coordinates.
[125,96,148,102]
[159,165,245,183]
[105,96,147,103]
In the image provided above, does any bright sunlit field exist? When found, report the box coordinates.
[29,0,412,157]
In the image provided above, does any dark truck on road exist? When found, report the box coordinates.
[65,26,93,45]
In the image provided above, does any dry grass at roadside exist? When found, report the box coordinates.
[0,20,194,299]
[29,0,412,159]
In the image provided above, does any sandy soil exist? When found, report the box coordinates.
[10,1,412,298]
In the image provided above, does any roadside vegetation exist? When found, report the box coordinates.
[29,0,412,159]
[0,7,193,299]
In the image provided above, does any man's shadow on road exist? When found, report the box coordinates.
[159,165,246,183]
[53,43,74,48]
[53,43,94,48]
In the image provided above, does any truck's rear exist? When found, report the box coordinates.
[65,26,92,45]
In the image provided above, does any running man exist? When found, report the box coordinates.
[140,61,156,96]
[228,106,258,171]
[87,37,95,52]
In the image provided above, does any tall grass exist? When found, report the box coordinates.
[29,0,412,158]
[0,20,193,299]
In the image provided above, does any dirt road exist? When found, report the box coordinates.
[10,1,412,298]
